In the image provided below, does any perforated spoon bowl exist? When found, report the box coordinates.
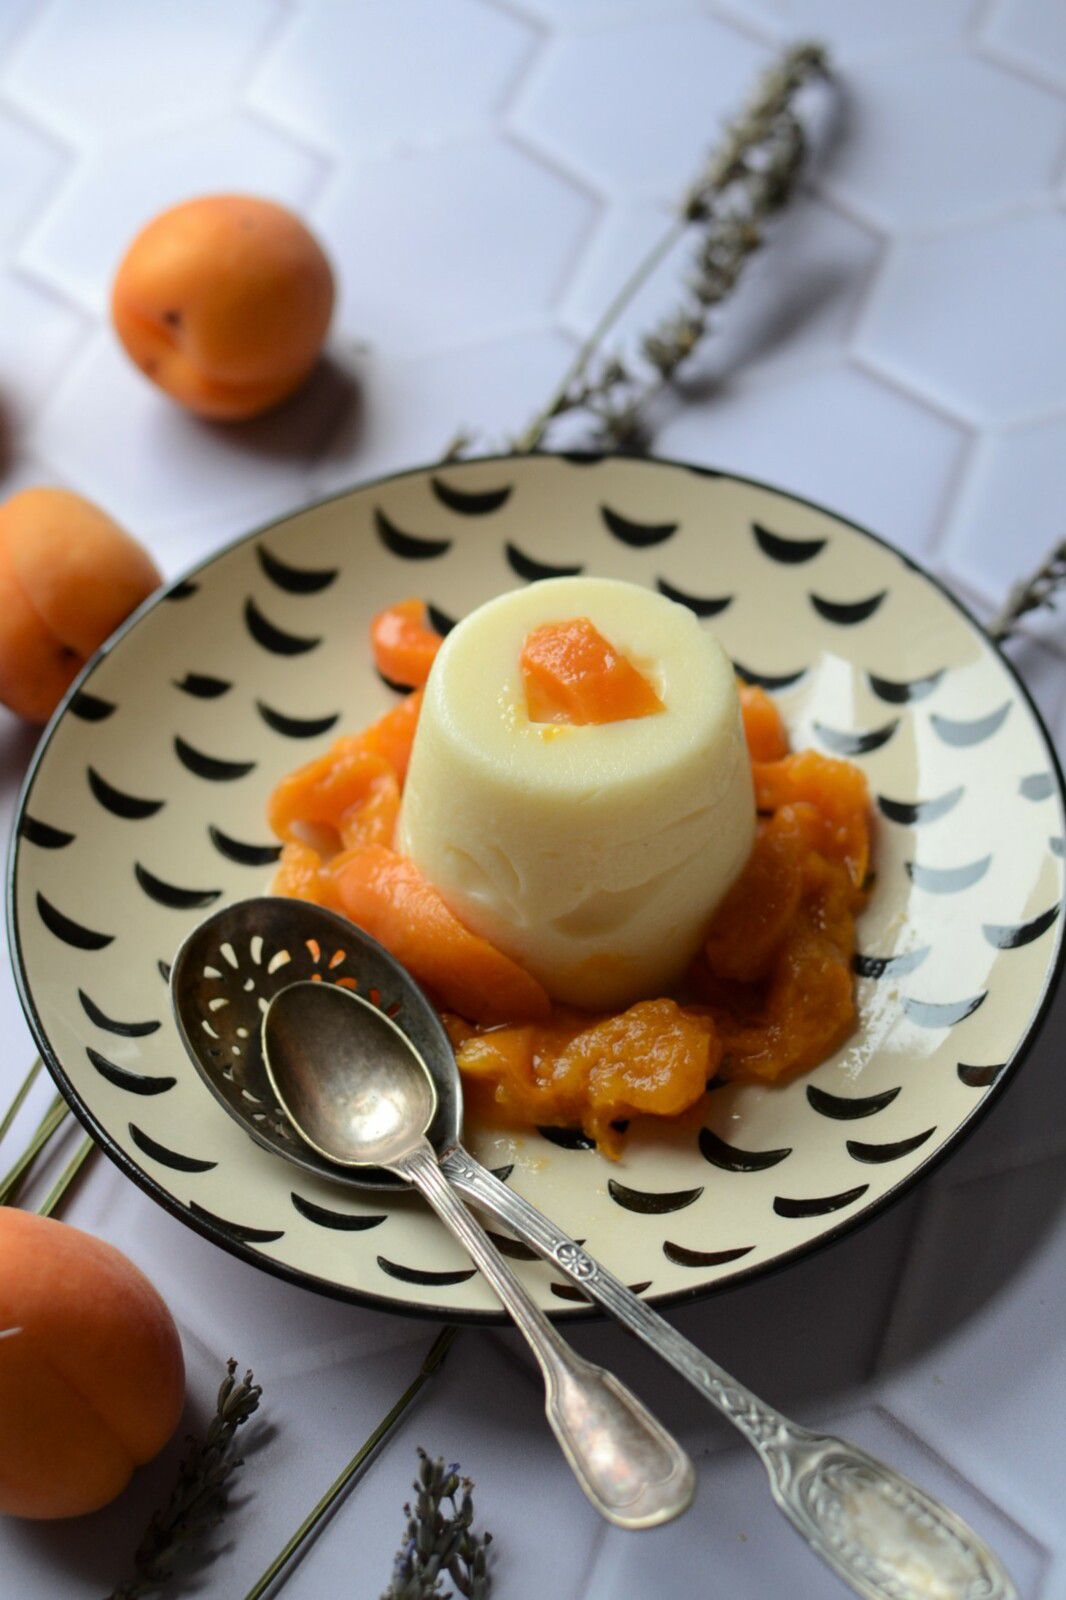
[172,898,1017,1600]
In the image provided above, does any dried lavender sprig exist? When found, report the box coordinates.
[987,539,1066,644]
[107,1360,263,1600]
[382,1450,493,1600]
[510,40,829,454]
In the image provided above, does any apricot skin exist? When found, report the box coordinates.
[0,1209,185,1519]
[0,488,161,724]
[112,195,335,420]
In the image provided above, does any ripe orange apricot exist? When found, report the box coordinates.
[0,1209,185,1519]
[0,488,161,723]
[112,195,335,420]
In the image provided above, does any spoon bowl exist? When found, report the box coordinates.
[170,896,462,1190]
[263,981,437,1168]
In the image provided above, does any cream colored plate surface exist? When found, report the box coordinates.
[8,455,1064,1320]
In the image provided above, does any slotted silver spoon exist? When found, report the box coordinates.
[172,897,1017,1600]
[172,900,693,1531]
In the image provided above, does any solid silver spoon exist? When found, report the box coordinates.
[261,979,695,1532]
[172,898,1017,1600]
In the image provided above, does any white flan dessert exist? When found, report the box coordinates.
[397,576,755,1009]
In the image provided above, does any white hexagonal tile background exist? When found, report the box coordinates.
[0,2,1062,1596]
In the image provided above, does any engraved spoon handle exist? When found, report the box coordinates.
[444,1148,1017,1600]
[395,1139,695,1530]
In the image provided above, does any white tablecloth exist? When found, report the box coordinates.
[1,2,1064,1595]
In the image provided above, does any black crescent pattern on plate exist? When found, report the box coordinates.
[930,704,1011,747]
[698,1127,792,1173]
[485,1231,540,1261]
[552,1279,651,1303]
[37,892,113,950]
[244,597,321,656]
[188,1200,283,1244]
[431,476,513,516]
[607,1179,703,1214]
[208,825,283,868]
[165,580,198,601]
[655,576,732,617]
[806,1084,900,1119]
[733,661,807,691]
[906,856,991,893]
[174,673,231,699]
[377,668,411,695]
[773,1184,869,1218]
[19,815,75,849]
[982,904,1060,949]
[753,522,826,564]
[563,451,606,466]
[134,862,222,911]
[375,507,452,560]
[257,544,338,594]
[506,541,584,582]
[958,1061,1006,1088]
[809,591,886,625]
[291,1193,387,1230]
[255,700,340,739]
[377,1255,477,1287]
[174,737,256,781]
[902,993,987,1028]
[87,1045,174,1095]
[866,669,944,705]
[87,766,164,820]
[814,719,899,757]
[1019,772,1055,801]
[78,989,160,1037]
[662,1241,755,1268]
[128,1123,217,1173]
[157,960,171,984]
[536,1125,595,1151]
[853,946,931,979]
[427,602,458,636]
[847,1128,936,1164]
[600,504,678,547]
[877,787,964,827]
[70,690,116,721]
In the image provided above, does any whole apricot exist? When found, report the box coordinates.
[0,488,161,723]
[0,1208,185,1519]
[112,195,335,420]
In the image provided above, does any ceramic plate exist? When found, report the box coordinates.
[8,455,1065,1321]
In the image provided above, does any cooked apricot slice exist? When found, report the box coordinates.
[738,683,790,762]
[268,746,399,850]
[714,910,857,1083]
[331,844,551,1025]
[371,599,442,689]
[753,749,870,888]
[703,811,808,983]
[456,999,718,1155]
[354,690,423,781]
[271,841,344,911]
[521,616,664,725]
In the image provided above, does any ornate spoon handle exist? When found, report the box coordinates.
[397,1140,695,1530]
[444,1147,1016,1600]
